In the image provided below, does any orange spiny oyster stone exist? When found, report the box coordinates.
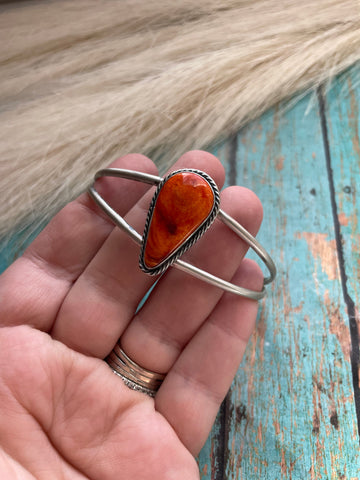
[143,172,215,269]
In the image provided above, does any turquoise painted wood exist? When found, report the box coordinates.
[0,227,41,274]
[198,69,360,478]
[325,68,360,307]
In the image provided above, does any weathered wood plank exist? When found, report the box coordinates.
[324,70,360,304]
[199,85,360,478]
[324,69,360,410]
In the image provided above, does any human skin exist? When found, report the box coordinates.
[0,151,263,480]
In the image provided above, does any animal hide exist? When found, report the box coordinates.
[0,0,359,240]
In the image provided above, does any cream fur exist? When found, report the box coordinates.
[0,0,360,240]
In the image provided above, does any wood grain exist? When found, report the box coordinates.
[324,69,360,425]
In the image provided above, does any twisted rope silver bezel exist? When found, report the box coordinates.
[139,169,220,276]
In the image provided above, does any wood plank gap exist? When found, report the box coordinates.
[212,138,238,479]
[214,394,231,480]
[318,86,360,439]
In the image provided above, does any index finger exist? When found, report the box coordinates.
[0,154,158,331]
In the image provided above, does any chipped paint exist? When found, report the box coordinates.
[338,212,349,226]
[198,70,360,480]
[296,232,339,280]
[324,290,351,358]
[348,78,360,158]
[275,156,285,171]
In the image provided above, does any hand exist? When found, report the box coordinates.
[0,151,263,480]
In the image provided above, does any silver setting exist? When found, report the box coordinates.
[88,167,276,301]
[139,169,220,275]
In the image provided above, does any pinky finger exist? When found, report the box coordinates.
[155,259,263,456]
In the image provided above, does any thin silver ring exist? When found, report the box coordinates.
[88,168,276,300]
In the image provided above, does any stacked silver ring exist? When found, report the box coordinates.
[106,343,165,397]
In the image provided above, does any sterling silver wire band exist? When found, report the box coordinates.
[106,343,165,397]
[88,168,276,300]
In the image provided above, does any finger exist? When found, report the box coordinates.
[50,151,226,357]
[0,154,157,331]
[120,186,263,373]
[155,259,263,455]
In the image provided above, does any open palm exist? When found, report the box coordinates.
[0,151,263,480]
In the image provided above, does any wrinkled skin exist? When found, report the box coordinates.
[0,151,263,480]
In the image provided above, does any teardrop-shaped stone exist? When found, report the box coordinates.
[143,171,215,269]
